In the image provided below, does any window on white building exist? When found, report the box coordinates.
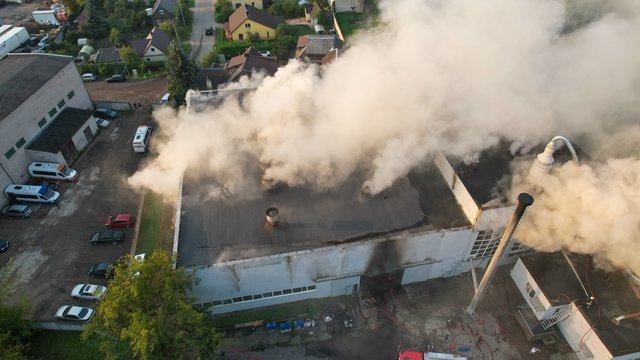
[15,138,26,149]
[4,148,16,160]
[67,90,75,99]
[38,118,47,128]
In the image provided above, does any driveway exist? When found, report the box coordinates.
[189,0,219,63]
[84,77,168,104]
[0,108,152,321]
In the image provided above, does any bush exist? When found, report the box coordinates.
[215,41,253,58]
[268,0,304,18]
[77,61,166,78]
[214,0,234,23]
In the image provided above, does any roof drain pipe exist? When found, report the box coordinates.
[465,193,534,316]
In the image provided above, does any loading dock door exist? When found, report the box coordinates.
[83,126,94,143]
[61,140,78,163]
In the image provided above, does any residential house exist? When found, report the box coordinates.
[225,4,284,41]
[511,252,640,359]
[150,0,177,25]
[94,27,171,64]
[295,35,341,64]
[194,68,230,91]
[305,2,322,25]
[128,26,171,62]
[0,54,96,207]
[225,46,279,82]
[232,0,263,10]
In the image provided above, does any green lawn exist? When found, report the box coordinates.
[209,296,357,328]
[135,191,165,256]
[335,12,367,38]
[28,330,101,360]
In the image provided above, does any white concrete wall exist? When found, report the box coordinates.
[70,118,98,152]
[557,308,613,360]
[25,150,66,164]
[434,151,480,225]
[510,260,565,319]
[190,226,477,314]
[0,57,93,200]
[143,46,167,62]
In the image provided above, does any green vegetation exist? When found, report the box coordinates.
[1,261,33,360]
[166,40,197,104]
[136,191,164,256]
[200,48,220,67]
[268,0,304,18]
[78,61,165,78]
[82,251,223,360]
[28,331,106,360]
[210,296,357,328]
[272,24,314,61]
[214,0,234,23]
[334,12,367,38]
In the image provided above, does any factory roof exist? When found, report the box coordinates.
[0,54,72,122]
[27,108,93,153]
[521,252,640,356]
[177,161,470,266]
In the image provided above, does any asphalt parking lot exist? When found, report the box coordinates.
[0,107,153,321]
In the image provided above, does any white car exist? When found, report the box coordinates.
[55,305,95,322]
[258,50,272,57]
[71,283,107,300]
[81,73,98,82]
[95,118,111,129]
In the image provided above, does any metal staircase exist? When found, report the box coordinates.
[541,302,575,329]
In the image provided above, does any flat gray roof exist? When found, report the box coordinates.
[177,160,470,266]
[27,108,93,152]
[522,252,640,356]
[0,54,72,122]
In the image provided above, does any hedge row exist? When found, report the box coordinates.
[77,61,166,77]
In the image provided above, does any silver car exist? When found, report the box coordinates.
[1,204,33,218]
[71,283,107,300]
[55,305,95,322]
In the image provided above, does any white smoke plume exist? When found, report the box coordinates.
[129,0,640,268]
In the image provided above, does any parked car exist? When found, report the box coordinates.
[88,262,114,278]
[90,230,124,245]
[1,204,33,218]
[105,74,126,83]
[0,239,9,252]
[55,305,94,322]
[71,283,107,300]
[205,27,213,36]
[95,118,111,129]
[258,50,272,57]
[105,214,134,228]
[93,109,118,119]
[28,36,42,46]
[81,73,97,82]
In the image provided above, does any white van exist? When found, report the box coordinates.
[28,162,77,181]
[5,184,61,204]
[132,125,151,153]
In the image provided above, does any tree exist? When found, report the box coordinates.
[200,48,219,67]
[82,0,110,39]
[159,21,174,37]
[120,46,141,69]
[317,10,331,28]
[82,250,222,360]
[214,0,234,23]
[248,32,261,44]
[166,41,196,104]
[109,28,122,46]
[268,0,303,18]
[272,24,297,60]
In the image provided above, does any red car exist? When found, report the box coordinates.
[105,214,134,229]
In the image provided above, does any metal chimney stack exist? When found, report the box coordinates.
[266,207,279,226]
[465,192,534,315]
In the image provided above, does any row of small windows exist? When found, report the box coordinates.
[5,90,76,160]
[470,229,534,259]
[199,285,317,308]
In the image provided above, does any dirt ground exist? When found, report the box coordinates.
[84,77,168,104]
[0,2,42,25]
[218,270,573,360]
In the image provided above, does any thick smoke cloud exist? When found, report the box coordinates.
[129,0,640,269]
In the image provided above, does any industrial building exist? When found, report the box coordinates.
[0,53,96,207]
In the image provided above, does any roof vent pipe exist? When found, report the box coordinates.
[465,193,534,315]
[266,207,279,226]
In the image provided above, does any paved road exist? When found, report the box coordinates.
[189,0,217,64]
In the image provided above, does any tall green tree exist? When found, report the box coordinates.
[82,250,222,360]
[120,46,141,69]
[200,48,219,67]
[109,28,122,46]
[166,41,196,104]
[214,0,234,23]
[82,0,110,39]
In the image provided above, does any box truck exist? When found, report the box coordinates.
[32,10,60,26]
[0,27,29,59]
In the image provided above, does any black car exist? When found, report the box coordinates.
[28,36,42,46]
[90,230,125,245]
[0,239,9,252]
[205,27,213,36]
[105,74,126,83]
[88,263,114,278]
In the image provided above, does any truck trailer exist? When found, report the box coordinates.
[0,27,29,59]
[32,10,61,26]
[399,351,467,360]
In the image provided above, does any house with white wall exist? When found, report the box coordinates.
[0,53,95,207]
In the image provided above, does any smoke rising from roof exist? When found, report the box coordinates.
[129,0,640,269]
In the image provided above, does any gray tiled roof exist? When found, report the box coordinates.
[0,54,72,122]
[94,47,121,63]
